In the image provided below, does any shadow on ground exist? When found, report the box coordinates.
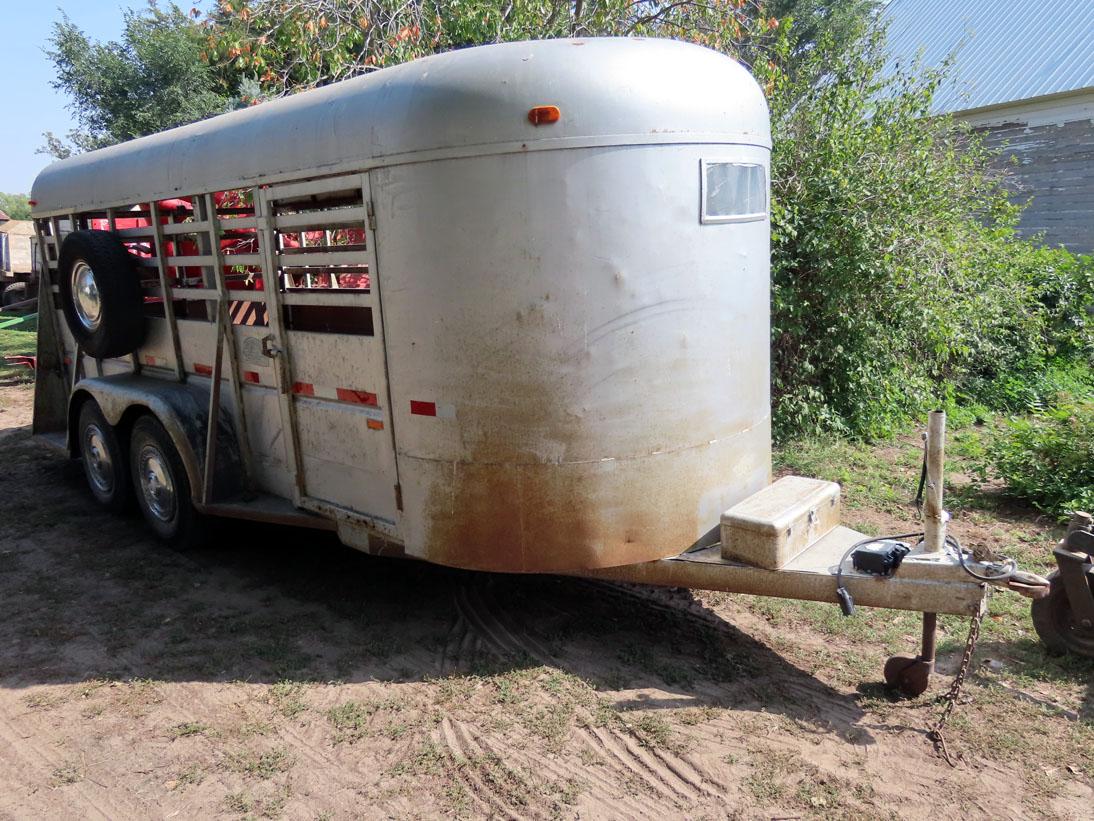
[1,419,1003,749]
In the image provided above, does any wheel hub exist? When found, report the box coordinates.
[82,424,113,493]
[71,260,102,331]
[138,445,176,523]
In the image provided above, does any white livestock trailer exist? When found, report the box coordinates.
[28,38,1045,694]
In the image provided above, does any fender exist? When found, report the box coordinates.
[68,373,243,505]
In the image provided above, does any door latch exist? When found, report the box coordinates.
[261,335,282,358]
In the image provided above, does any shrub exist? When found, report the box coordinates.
[986,400,1094,519]
[760,24,1094,439]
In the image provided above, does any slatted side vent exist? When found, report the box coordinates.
[270,182,373,336]
[87,191,268,327]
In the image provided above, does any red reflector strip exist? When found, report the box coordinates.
[194,363,214,376]
[292,382,315,396]
[243,370,260,384]
[143,354,160,367]
[336,387,378,406]
[410,400,437,416]
[367,418,384,430]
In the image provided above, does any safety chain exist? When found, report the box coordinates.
[927,589,988,766]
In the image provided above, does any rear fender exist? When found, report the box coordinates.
[68,374,242,505]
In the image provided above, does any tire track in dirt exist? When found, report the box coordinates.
[442,582,724,813]
[472,723,654,819]
[439,613,481,675]
[0,708,146,820]
[436,716,534,818]
[574,723,701,805]
[456,583,556,661]
[441,581,557,674]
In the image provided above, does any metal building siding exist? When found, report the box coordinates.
[978,116,1094,253]
[881,0,1094,115]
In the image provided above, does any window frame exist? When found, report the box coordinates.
[699,159,768,225]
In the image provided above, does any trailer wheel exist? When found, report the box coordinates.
[2,282,27,307]
[77,400,131,512]
[129,415,205,549]
[58,230,145,359]
[1031,571,1094,658]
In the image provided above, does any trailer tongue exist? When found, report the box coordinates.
[574,409,1050,697]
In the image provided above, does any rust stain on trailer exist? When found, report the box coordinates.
[409,290,771,574]
[417,363,770,573]
[419,437,766,573]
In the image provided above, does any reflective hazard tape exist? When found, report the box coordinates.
[193,363,265,386]
[290,381,385,428]
[292,382,378,407]
[410,400,456,419]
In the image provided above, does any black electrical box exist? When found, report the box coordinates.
[851,540,911,577]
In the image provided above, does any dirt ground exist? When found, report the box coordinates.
[0,381,1091,820]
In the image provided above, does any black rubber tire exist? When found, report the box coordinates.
[1031,570,1094,658]
[58,230,145,359]
[1,281,27,307]
[129,415,206,550]
[76,400,132,512]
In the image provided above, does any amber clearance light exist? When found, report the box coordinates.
[527,105,561,125]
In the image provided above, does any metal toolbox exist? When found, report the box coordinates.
[721,476,841,569]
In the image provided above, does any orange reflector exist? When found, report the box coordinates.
[528,105,561,126]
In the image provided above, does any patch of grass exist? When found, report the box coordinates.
[389,740,446,777]
[236,719,273,738]
[223,791,255,814]
[50,762,82,787]
[171,764,206,790]
[226,747,294,780]
[0,328,36,383]
[267,680,308,718]
[774,434,923,517]
[442,781,472,817]
[628,713,673,749]
[21,691,63,711]
[744,772,787,806]
[170,721,210,738]
[326,700,376,744]
[675,705,719,726]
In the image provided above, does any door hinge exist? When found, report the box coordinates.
[366,200,377,231]
[394,482,403,512]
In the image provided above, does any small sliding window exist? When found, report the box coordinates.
[700,161,767,224]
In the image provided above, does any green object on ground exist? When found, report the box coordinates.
[0,312,38,332]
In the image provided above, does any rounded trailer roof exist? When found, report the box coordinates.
[31,37,770,215]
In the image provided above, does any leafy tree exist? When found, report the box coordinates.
[204,0,780,98]
[756,26,1092,437]
[0,193,32,220]
[42,1,240,158]
[766,0,879,69]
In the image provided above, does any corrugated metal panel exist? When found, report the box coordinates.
[881,0,1094,115]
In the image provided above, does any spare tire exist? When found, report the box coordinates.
[58,229,145,358]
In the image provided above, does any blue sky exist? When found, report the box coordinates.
[0,1,210,196]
